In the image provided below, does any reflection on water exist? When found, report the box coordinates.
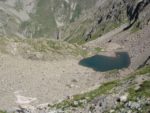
[79,52,130,72]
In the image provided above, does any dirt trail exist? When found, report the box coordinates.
[0,53,103,110]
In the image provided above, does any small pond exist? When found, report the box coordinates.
[79,52,130,72]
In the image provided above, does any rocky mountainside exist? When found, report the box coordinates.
[0,0,150,113]
[0,0,97,38]
[63,0,150,44]
[0,0,149,41]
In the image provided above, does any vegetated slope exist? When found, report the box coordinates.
[48,66,150,113]
[0,0,149,41]
[0,37,88,60]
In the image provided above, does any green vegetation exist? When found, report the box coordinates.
[68,20,127,45]
[0,37,88,58]
[15,0,23,11]
[0,111,7,113]
[20,0,57,38]
[133,66,150,76]
[90,22,121,41]
[50,66,150,111]
[69,37,86,45]
[67,21,90,45]
[70,4,81,22]
[131,26,140,33]
[95,47,102,52]
[0,37,8,54]
[128,66,150,100]
[124,66,150,81]
[118,79,150,113]
[104,69,119,79]
[26,39,62,52]
[35,0,57,36]
[50,80,119,110]
[25,39,88,57]
[113,66,150,112]
[131,21,141,33]
[128,80,150,100]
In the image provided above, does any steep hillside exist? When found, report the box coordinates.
[0,0,149,41]
[63,0,150,44]
[0,0,98,38]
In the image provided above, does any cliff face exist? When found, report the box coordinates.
[0,0,149,40]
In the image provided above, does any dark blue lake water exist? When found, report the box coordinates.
[79,52,130,72]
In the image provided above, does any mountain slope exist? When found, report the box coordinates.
[62,0,150,44]
[0,0,149,41]
[0,0,98,38]
[0,0,150,113]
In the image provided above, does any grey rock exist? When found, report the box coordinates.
[126,101,141,110]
